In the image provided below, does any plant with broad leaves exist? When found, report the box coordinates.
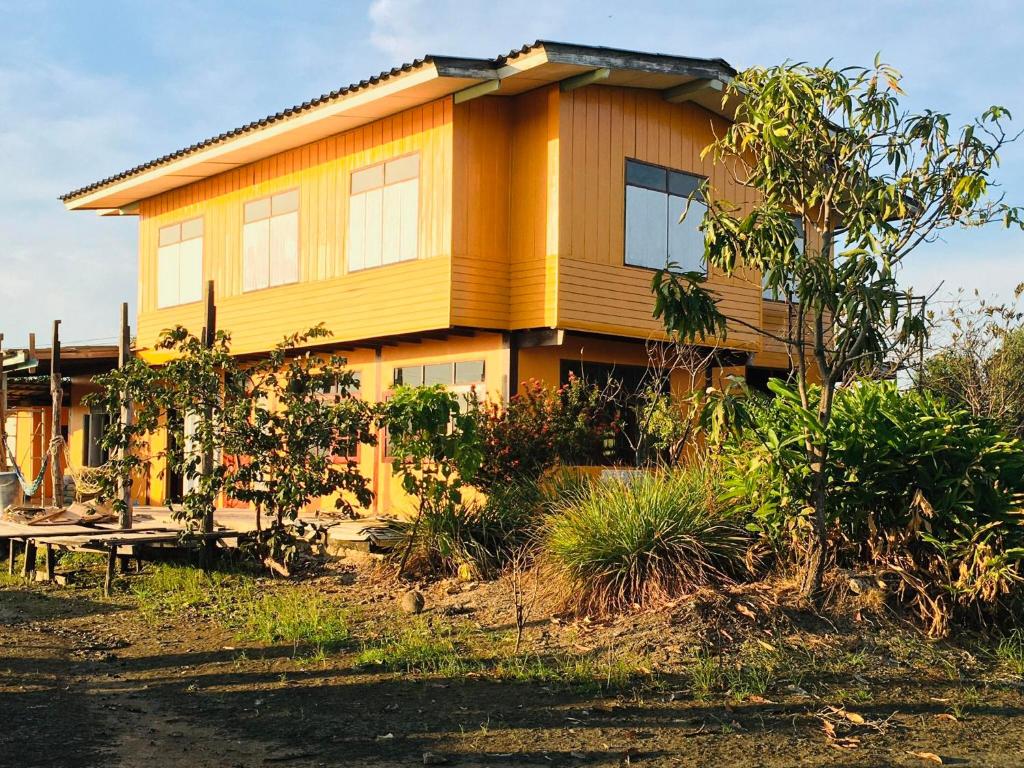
[651,58,1023,597]
[380,384,484,577]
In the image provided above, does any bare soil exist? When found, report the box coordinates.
[2,555,1024,768]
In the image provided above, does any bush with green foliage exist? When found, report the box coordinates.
[722,378,1024,634]
[541,467,747,615]
[473,376,616,492]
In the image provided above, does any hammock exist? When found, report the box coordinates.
[5,442,50,497]
[60,439,109,498]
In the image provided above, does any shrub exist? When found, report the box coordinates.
[722,379,1024,634]
[473,377,616,492]
[540,467,747,615]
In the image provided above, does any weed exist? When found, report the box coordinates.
[997,630,1024,677]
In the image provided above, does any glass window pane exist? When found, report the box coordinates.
[352,164,384,194]
[397,178,418,263]
[625,185,668,269]
[668,171,702,200]
[272,189,299,215]
[363,187,383,269]
[158,224,180,247]
[394,366,423,386]
[244,197,271,223]
[625,160,666,191]
[381,183,403,266]
[668,195,706,273]
[157,243,179,308]
[454,360,484,384]
[269,210,299,286]
[348,192,366,272]
[177,238,203,304]
[180,217,203,241]
[243,219,270,291]
[386,154,419,184]
[423,363,452,386]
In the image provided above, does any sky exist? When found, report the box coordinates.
[1,0,1022,347]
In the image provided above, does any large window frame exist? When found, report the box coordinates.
[242,189,300,293]
[156,217,204,308]
[623,159,707,274]
[347,153,420,273]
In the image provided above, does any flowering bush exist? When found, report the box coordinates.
[473,376,616,492]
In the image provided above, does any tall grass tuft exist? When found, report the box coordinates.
[541,467,746,615]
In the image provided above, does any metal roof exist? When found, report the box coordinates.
[61,41,735,208]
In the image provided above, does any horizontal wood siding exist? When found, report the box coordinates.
[137,100,454,355]
[557,86,761,349]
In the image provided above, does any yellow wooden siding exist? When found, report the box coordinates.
[556,86,761,349]
[509,86,561,329]
[137,100,454,355]
[451,98,512,328]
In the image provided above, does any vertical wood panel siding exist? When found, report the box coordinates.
[451,97,512,328]
[557,86,762,349]
[137,100,454,356]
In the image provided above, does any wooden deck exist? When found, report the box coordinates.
[0,505,403,594]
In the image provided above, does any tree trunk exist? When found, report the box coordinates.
[802,445,830,599]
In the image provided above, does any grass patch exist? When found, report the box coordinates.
[356,619,476,675]
[996,629,1024,677]
[541,468,746,615]
[493,648,651,692]
[132,564,350,657]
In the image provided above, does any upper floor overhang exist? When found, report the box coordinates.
[61,40,736,212]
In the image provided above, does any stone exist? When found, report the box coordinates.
[423,752,448,765]
[401,590,425,614]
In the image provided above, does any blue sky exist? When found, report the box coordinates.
[1,0,1022,345]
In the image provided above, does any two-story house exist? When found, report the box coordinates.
[62,41,790,514]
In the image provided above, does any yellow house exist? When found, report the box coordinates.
[61,41,793,515]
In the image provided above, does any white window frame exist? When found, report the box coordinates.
[243,189,300,292]
[156,217,204,308]
[348,154,420,272]
[624,159,707,274]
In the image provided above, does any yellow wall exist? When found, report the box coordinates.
[137,99,455,358]
[555,86,762,349]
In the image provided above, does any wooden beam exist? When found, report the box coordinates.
[452,79,500,104]
[49,320,62,508]
[0,332,6,472]
[559,67,610,93]
[200,281,216,536]
[118,302,133,530]
[662,77,726,104]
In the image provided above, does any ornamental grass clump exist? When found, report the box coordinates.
[541,468,747,615]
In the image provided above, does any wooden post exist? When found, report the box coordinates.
[8,540,16,575]
[44,543,54,582]
[49,320,62,508]
[104,546,116,597]
[200,281,216,537]
[21,539,35,578]
[0,332,7,472]
[118,303,133,529]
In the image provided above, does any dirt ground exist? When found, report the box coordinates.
[2,555,1024,768]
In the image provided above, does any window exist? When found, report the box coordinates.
[762,217,804,301]
[157,217,203,308]
[348,155,419,271]
[392,360,485,389]
[624,159,706,272]
[82,411,110,467]
[317,372,362,461]
[243,190,299,291]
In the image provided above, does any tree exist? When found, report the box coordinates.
[220,327,376,568]
[89,325,375,569]
[922,286,1024,438]
[380,384,483,577]
[651,59,1022,597]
